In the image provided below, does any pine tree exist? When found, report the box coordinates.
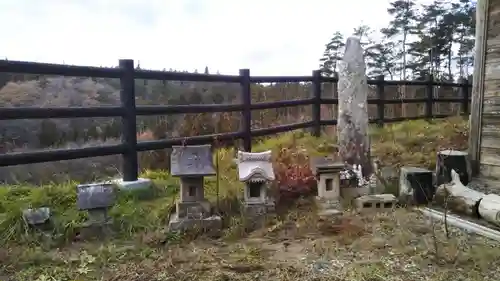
[380,0,418,80]
[319,32,345,76]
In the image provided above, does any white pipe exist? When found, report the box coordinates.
[419,207,500,242]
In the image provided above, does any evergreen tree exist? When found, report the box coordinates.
[319,32,345,76]
[380,0,418,80]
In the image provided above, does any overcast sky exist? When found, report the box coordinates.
[0,0,434,76]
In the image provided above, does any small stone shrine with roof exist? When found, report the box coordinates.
[76,182,116,239]
[169,145,222,231]
[236,150,275,216]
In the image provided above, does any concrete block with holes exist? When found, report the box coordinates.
[354,194,397,213]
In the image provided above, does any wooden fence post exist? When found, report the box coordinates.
[460,78,470,115]
[240,69,252,152]
[312,70,322,137]
[376,74,385,127]
[426,74,434,119]
[119,59,139,181]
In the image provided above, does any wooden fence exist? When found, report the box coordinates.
[0,59,471,182]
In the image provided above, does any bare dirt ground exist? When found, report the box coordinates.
[4,204,500,281]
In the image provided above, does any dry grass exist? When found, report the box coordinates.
[3,204,500,281]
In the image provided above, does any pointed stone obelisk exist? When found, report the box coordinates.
[337,37,372,178]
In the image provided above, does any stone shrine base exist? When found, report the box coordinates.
[315,197,343,218]
[242,202,275,230]
[168,213,222,233]
[243,201,275,216]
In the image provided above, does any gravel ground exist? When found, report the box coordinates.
[5,208,500,281]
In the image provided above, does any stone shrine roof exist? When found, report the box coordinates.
[236,150,275,182]
[170,145,216,177]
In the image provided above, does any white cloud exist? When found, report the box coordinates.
[0,0,427,76]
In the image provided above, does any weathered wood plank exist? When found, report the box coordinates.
[471,0,490,176]
[481,137,500,149]
[479,164,500,179]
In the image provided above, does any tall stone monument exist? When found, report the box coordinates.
[337,37,372,178]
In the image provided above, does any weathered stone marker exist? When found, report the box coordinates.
[22,207,52,231]
[337,37,372,178]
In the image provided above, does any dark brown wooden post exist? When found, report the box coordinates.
[312,70,322,137]
[119,59,138,181]
[426,74,434,119]
[460,78,470,114]
[376,74,385,127]
[240,69,252,152]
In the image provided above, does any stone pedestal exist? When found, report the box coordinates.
[79,219,113,241]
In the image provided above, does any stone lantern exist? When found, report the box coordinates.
[311,157,345,216]
[169,145,221,231]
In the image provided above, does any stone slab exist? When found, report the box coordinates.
[318,209,343,218]
[76,183,116,210]
[22,207,51,225]
[170,145,215,177]
[168,214,222,232]
[113,177,152,190]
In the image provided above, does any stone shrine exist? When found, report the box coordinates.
[312,157,344,217]
[76,182,116,238]
[236,150,275,216]
[169,145,221,231]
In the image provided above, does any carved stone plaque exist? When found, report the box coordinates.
[76,183,116,210]
[23,207,51,225]
[170,145,215,176]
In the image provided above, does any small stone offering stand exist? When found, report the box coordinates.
[76,182,116,239]
[236,150,276,216]
[168,145,222,231]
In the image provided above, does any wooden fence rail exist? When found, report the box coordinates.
[0,59,472,182]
